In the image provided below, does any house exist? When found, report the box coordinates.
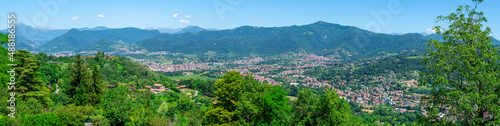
[145,86,154,92]
[154,84,166,92]
[176,85,187,91]
[182,72,193,75]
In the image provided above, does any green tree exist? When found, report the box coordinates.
[16,51,53,107]
[214,71,244,111]
[420,0,500,125]
[102,86,132,126]
[203,107,231,125]
[23,112,61,126]
[313,90,361,125]
[54,105,94,126]
[64,54,92,106]
[90,64,105,106]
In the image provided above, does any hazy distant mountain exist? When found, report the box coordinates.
[149,26,215,34]
[1,23,69,45]
[39,28,159,52]
[78,26,110,31]
[175,26,208,34]
[139,21,431,56]
[390,32,406,35]
[153,27,182,34]
[424,33,500,45]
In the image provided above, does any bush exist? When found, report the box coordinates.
[23,112,61,126]
[54,105,94,126]
[92,115,111,126]
[170,86,180,93]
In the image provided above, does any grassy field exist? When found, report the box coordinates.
[286,96,298,101]
[168,74,219,81]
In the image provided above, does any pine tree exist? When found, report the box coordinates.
[64,54,92,106]
[90,64,105,106]
[17,52,53,107]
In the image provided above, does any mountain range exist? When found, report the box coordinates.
[138,21,499,56]
[5,21,500,56]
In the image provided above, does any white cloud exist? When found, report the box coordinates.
[185,15,191,18]
[173,13,179,18]
[97,14,104,18]
[72,16,80,20]
[179,19,190,24]
[427,28,436,33]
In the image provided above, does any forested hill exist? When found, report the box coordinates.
[139,21,432,56]
[38,28,159,52]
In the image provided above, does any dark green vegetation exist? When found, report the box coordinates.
[39,28,159,52]
[75,39,127,52]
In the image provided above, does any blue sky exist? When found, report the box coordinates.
[1,0,499,38]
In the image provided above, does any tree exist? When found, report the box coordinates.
[203,107,231,125]
[420,0,500,125]
[102,86,132,126]
[213,71,244,111]
[16,52,53,107]
[54,105,94,126]
[64,54,92,106]
[292,89,317,125]
[23,112,61,126]
[90,65,105,106]
[313,90,360,125]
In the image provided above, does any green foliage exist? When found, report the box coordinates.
[291,89,362,125]
[207,71,298,125]
[179,78,216,97]
[157,102,177,118]
[23,112,61,126]
[102,86,132,125]
[17,98,44,115]
[204,107,231,125]
[420,0,500,125]
[64,54,92,106]
[54,105,94,126]
[90,64,105,106]
[214,71,244,111]
[91,115,111,126]
[14,50,53,107]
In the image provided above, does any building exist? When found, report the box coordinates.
[182,72,193,75]
[176,85,187,91]
[153,84,166,93]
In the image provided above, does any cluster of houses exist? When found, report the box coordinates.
[143,62,222,72]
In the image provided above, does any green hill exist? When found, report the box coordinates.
[75,39,126,52]
[39,28,159,52]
